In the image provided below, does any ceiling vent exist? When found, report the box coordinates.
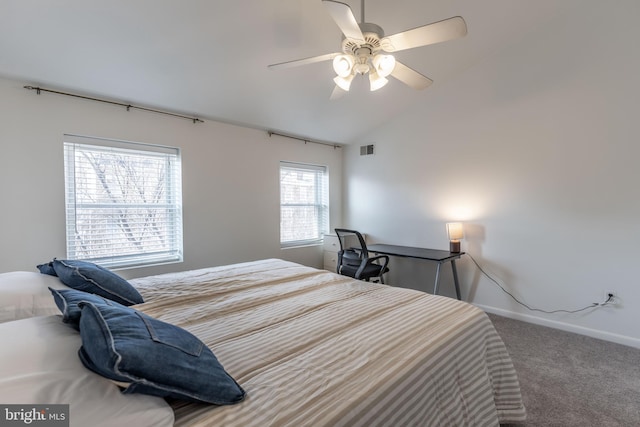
[360,144,374,156]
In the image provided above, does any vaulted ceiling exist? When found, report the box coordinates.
[0,0,576,143]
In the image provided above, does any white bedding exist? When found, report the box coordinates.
[0,316,175,427]
[0,271,69,323]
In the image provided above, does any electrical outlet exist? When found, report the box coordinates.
[604,290,618,305]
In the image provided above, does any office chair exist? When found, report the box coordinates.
[334,228,390,283]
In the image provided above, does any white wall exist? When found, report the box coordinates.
[345,1,640,347]
[0,77,342,278]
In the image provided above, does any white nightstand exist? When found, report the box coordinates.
[323,234,340,272]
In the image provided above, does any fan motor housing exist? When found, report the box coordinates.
[341,22,384,55]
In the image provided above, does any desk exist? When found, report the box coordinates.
[367,244,463,300]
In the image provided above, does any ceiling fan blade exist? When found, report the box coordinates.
[330,85,346,100]
[381,16,467,52]
[322,0,366,44]
[268,52,340,70]
[390,61,433,90]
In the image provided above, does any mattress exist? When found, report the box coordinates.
[131,258,526,426]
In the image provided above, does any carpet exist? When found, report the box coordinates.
[489,313,640,426]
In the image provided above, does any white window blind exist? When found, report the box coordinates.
[63,135,183,269]
[280,161,329,247]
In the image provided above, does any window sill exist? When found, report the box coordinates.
[280,242,323,250]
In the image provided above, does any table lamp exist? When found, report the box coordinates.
[446,222,464,253]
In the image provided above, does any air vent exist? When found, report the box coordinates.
[360,144,375,156]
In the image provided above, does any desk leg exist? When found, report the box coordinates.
[451,260,461,300]
[433,263,442,295]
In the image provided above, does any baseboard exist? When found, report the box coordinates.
[475,303,640,350]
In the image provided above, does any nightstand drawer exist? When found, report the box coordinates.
[324,251,338,272]
[323,234,340,252]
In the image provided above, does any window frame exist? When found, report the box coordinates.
[279,161,329,248]
[63,134,183,269]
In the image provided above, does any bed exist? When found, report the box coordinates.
[0,258,526,426]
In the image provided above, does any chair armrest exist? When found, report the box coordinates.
[354,255,390,279]
[368,255,389,266]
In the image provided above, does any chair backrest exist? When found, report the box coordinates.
[334,229,369,258]
[334,228,388,283]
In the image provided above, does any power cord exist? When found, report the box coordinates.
[465,253,614,314]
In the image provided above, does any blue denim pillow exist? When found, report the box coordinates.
[37,261,57,276]
[52,259,143,306]
[48,287,125,327]
[77,301,246,405]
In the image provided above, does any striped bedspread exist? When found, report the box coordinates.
[131,259,526,426]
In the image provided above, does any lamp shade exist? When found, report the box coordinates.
[372,54,396,77]
[369,71,389,91]
[446,222,464,241]
[333,55,354,78]
[333,74,354,91]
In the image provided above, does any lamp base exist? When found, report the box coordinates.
[449,241,460,253]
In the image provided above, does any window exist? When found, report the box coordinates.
[63,135,183,269]
[280,161,329,247]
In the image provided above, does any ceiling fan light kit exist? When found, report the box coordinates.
[333,55,354,77]
[373,54,396,77]
[333,74,354,91]
[368,71,388,91]
[268,0,467,97]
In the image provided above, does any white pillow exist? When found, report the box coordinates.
[0,271,70,323]
[0,315,174,427]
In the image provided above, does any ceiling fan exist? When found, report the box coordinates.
[268,0,467,98]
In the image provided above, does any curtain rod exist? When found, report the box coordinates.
[267,131,341,149]
[24,85,203,124]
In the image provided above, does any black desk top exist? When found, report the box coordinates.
[367,244,464,262]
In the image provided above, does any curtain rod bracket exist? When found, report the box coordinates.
[268,130,341,149]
